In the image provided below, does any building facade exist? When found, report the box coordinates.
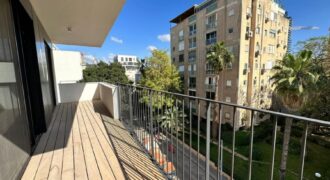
[170,0,290,127]
[113,54,141,84]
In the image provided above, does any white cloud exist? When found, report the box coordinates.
[147,45,157,51]
[111,36,123,44]
[291,26,320,31]
[157,34,171,42]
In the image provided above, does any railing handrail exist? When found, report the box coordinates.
[117,83,330,126]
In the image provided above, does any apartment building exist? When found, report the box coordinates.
[170,0,290,127]
[113,54,141,83]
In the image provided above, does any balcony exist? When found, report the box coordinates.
[20,83,330,180]
[21,83,165,180]
[206,84,216,91]
[189,71,196,76]
[206,23,217,30]
[189,83,196,89]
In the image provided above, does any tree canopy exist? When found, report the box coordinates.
[82,61,129,84]
[139,49,181,108]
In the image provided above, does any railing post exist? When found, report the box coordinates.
[299,122,309,180]
[206,102,211,180]
[217,104,223,180]
[248,110,255,180]
[270,116,278,180]
[231,107,237,179]
[118,85,122,121]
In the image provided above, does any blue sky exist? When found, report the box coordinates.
[57,0,330,61]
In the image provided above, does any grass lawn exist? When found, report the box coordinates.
[178,129,330,180]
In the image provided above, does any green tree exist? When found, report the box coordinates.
[140,50,181,109]
[206,42,233,138]
[82,62,129,84]
[296,36,330,74]
[271,50,320,179]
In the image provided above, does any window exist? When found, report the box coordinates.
[245,45,249,52]
[253,77,257,85]
[226,97,231,102]
[226,80,232,87]
[189,37,196,48]
[179,41,184,51]
[179,54,184,62]
[188,15,196,22]
[189,77,196,88]
[125,57,128,61]
[206,92,215,99]
[172,46,175,51]
[178,65,184,72]
[228,28,234,33]
[189,91,196,96]
[129,58,132,61]
[243,80,247,85]
[256,27,260,34]
[188,50,196,61]
[179,30,184,41]
[206,31,217,45]
[269,29,276,38]
[172,57,175,62]
[264,30,268,36]
[268,45,275,54]
[244,63,249,69]
[228,9,235,16]
[188,64,196,73]
[246,7,251,16]
[206,13,217,29]
[121,57,124,61]
[189,24,197,36]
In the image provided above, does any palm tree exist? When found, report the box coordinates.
[271,50,320,179]
[206,42,234,139]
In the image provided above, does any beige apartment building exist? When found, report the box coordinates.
[170,0,290,127]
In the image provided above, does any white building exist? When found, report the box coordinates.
[113,54,141,83]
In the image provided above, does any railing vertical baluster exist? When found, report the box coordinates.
[129,86,133,131]
[206,102,211,180]
[175,99,179,170]
[197,99,201,179]
[182,98,185,180]
[171,95,174,165]
[149,90,154,159]
[231,107,237,179]
[299,122,309,180]
[118,85,122,121]
[220,140,223,180]
[270,116,278,180]
[217,104,223,180]
[189,100,192,180]
[248,110,255,180]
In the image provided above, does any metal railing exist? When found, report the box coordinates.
[117,83,330,180]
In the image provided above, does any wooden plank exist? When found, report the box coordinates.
[93,101,165,179]
[83,101,126,179]
[34,104,65,180]
[61,102,75,180]
[76,103,102,179]
[79,102,116,179]
[48,103,68,179]
[21,105,60,180]
[72,102,88,180]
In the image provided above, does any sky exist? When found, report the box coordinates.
[57,0,330,62]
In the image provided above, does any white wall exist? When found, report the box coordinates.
[53,50,84,103]
[99,83,119,119]
[59,82,100,103]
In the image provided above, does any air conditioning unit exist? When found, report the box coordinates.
[248,31,253,38]
[265,17,269,23]
[246,13,252,19]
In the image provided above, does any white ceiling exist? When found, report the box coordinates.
[29,0,125,47]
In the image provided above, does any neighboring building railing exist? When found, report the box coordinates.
[117,83,330,180]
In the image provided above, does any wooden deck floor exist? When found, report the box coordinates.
[22,101,164,180]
